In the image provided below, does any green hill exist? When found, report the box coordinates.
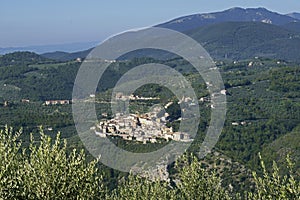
[41,49,92,62]
[186,21,300,62]
[0,52,80,101]
[261,125,300,172]
[39,22,300,63]
[0,51,53,67]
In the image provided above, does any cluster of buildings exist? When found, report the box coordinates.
[93,107,191,144]
[92,89,228,144]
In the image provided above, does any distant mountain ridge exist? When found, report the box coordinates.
[157,7,299,32]
[0,41,99,55]
[9,7,300,63]
[41,49,92,62]
[286,12,300,20]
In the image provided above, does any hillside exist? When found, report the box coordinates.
[0,52,80,101]
[0,51,53,67]
[0,51,299,193]
[154,7,300,62]
[38,8,300,63]
[97,21,300,62]
[186,21,300,61]
[157,7,299,32]
[0,7,299,186]
[41,48,92,62]
[261,125,300,172]
[286,12,300,20]
[281,21,300,33]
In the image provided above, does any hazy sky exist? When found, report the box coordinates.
[1,0,299,47]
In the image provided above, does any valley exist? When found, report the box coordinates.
[0,50,299,193]
[1,6,300,198]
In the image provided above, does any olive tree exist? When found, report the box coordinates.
[246,153,300,200]
[174,154,232,200]
[0,127,106,200]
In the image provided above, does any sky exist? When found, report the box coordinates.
[1,0,300,48]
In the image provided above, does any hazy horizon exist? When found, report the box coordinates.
[1,0,300,48]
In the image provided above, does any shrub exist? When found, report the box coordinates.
[246,153,300,200]
[1,127,299,199]
[174,154,232,200]
[0,127,105,200]
[111,174,175,200]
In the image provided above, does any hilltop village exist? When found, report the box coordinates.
[93,95,192,144]
[92,87,228,144]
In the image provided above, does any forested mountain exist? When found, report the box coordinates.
[281,21,300,33]
[187,21,300,61]
[43,21,300,63]
[157,7,299,32]
[286,12,300,20]
[40,8,300,63]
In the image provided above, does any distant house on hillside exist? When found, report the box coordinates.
[21,99,30,103]
[45,100,70,106]
[3,101,9,107]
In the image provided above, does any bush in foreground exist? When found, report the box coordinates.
[0,127,299,199]
[246,153,300,199]
[0,127,105,199]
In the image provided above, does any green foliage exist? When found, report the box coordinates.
[0,65,34,80]
[1,128,300,199]
[0,51,53,67]
[187,21,300,62]
[261,125,300,172]
[111,174,175,200]
[0,127,105,199]
[175,154,232,200]
[0,127,23,199]
[1,52,300,197]
[218,63,300,170]
[110,154,233,200]
[7,62,80,101]
[247,153,300,200]
[0,102,75,139]
[269,66,300,97]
